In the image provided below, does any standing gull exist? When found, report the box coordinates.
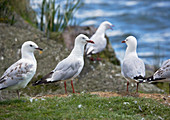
[33,34,94,94]
[85,21,114,60]
[0,41,43,99]
[121,36,145,93]
[138,59,170,93]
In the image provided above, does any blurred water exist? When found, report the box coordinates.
[30,0,170,65]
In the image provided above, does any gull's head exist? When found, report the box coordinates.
[75,34,94,46]
[101,21,114,30]
[22,41,43,53]
[122,36,137,48]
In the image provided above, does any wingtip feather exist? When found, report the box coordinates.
[32,72,54,86]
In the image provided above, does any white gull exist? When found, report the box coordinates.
[121,36,145,93]
[85,21,114,60]
[0,41,43,98]
[33,34,94,94]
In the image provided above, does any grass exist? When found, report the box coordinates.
[0,94,169,120]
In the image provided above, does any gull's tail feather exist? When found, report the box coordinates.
[0,87,7,90]
[32,72,54,86]
[134,75,146,83]
[0,78,7,90]
[134,75,166,83]
[85,49,91,56]
[85,46,94,56]
[142,76,154,83]
[146,76,166,83]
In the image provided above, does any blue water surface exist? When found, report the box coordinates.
[30,0,170,65]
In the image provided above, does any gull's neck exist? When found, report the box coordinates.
[70,43,85,57]
[95,24,106,36]
[21,50,36,63]
[125,45,138,58]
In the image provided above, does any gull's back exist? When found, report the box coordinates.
[122,56,145,79]
[0,59,35,90]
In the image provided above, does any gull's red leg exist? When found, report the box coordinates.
[16,90,20,99]
[127,81,129,92]
[136,83,139,93]
[64,81,67,94]
[71,80,75,93]
[96,54,102,61]
[89,57,95,61]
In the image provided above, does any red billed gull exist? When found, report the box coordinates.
[138,59,170,93]
[0,41,43,99]
[121,36,145,93]
[85,21,114,60]
[33,34,94,94]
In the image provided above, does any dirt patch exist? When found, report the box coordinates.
[91,92,120,97]
[33,92,170,106]
[139,93,170,104]
[91,92,170,106]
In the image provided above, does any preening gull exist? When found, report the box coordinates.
[0,41,43,98]
[121,36,145,93]
[33,34,94,94]
[85,21,114,60]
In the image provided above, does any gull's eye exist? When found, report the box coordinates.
[82,37,85,39]
[30,44,33,47]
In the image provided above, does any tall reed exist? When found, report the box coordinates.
[39,0,82,36]
[153,41,164,70]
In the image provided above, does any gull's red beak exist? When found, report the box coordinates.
[110,25,114,30]
[121,40,126,43]
[87,40,94,44]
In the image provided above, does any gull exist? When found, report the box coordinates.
[121,36,145,93]
[85,21,114,60]
[138,59,170,93]
[0,41,43,99]
[33,34,94,94]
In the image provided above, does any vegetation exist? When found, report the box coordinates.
[0,0,37,26]
[0,0,15,25]
[0,93,169,119]
[38,0,82,37]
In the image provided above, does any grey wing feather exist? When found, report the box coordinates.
[54,58,73,71]
[122,57,145,79]
[50,58,81,81]
[0,60,33,89]
[154,59,170,79]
